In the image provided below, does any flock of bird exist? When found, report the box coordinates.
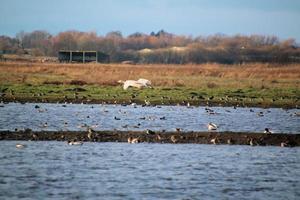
[2,78,297,148]
[13,102,288,148]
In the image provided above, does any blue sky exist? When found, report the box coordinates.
[1,0,299,41]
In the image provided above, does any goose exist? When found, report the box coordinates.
[207,123,217,131]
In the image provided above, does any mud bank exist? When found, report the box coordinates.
[1,97,298,109]
[1,130,299,147]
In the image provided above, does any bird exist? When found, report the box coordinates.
[16,144,26,149]
[156,134,162,141]
[207,123,217,131]
[280,142,289,147]
[114,116,121,120]
[87,128,95,140]
[227,138,233,145]
[131,103,137,108]
[137,78,152,88]
[257,112,264,117]
[42,122,48,127]
[146,129,155,135]
[127,137,140,143]
[68,141,83,145]
[175,128,181,132]
[170,135,178,143]
[118,79,152,90]
[264,128,273,134]
[210,138,218,145]
[144,100,151,106]
[249,138,254,146]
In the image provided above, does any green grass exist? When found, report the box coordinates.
[0,83,299,108]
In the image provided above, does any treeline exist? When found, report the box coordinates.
[0,30,299,64]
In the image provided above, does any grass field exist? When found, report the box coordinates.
[0,61,299,107]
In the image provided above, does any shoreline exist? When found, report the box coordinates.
[1,97,298,109]
[1,130,299,147]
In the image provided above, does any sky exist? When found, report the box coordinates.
[0,0,299,41]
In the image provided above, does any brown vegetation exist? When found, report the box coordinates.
[0,62,299,89]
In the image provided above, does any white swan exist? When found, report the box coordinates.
[137,78,152,88]
[118,78,152,90]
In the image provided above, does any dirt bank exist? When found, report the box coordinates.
[1,130,299,147]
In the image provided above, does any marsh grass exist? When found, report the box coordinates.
[0,62,299,107]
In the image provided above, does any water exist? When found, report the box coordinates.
[0,103,299,133]
[0,141,299,200]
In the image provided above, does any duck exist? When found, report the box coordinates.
[280,142,290,147]
[170,135,178,143]
[87,128,95,140]
[146,129,155,135]
[207,122,217,131]
[156,134,162,141]
[114,116,121,120]
[68,141,83,145]
[210,138,218,145]
[264,128,273,134]
[144,100,151,106]
[227,138,233,145]
[127,137,140,143]
[257,112,264,117]
[249,138,254,146]
[159,116,166,120]
[175,128,181,132]
[16,144,26,149]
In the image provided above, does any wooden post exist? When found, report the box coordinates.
[96,51,98,63]
[83,51,85,63]
[70,51,72,63]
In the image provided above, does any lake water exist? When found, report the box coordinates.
[0,141,299,200]
[0,103,299,133]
